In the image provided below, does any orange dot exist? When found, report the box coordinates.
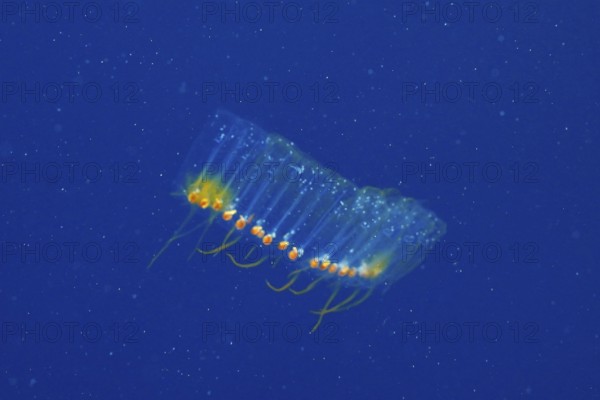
[328,264,338,274]
[222,210,236,221]
[277,241,289,251]
[288,247,298,261]
[320,260,331,270]
[348,268,357,278]
[188,192,198,204]
[212,198,223,211]
[199,198,210,209]
[262,235,273,246]
[235,217,246,230]
[309,258,319,268]
[338,266,349,277]
[250,225,262,236]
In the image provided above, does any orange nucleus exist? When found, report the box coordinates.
[199,198,210,209]
[222,210,237,221]
[188,192,198,204]
[212,198,223,211]
[288,247,299,261]
[235,217,247,230]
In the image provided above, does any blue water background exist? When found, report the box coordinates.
[1,1,598,399]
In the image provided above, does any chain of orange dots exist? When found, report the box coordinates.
[188,191,360,279]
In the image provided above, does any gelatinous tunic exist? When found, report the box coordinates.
[179,110,446,289]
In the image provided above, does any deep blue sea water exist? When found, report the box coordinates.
[1,1,598,399]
